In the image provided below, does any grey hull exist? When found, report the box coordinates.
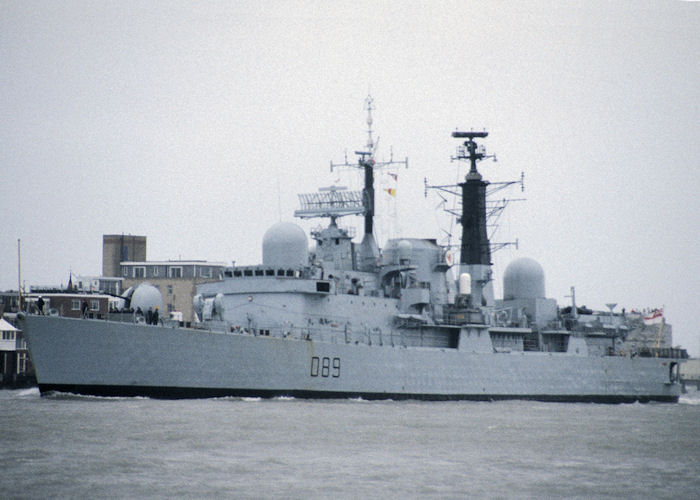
[22,315,680,402]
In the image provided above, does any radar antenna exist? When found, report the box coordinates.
[294,185,365,221]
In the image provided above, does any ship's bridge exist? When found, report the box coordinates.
[224,266,306,279]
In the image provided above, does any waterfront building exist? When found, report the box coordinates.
[0,316,32,387]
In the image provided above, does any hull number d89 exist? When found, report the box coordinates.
[310,356,340,378]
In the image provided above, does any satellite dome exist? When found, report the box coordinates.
[503,257,545,300]
[262,222,309,268]
[397,240,412,262]
[130,283,163,312]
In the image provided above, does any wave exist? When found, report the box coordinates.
[44,390,149,401]
[679,395,700,405]
[17,387,40,397]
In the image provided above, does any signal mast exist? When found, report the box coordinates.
[328,95,408,270]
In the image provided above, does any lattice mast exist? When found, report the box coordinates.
[329,95,407,270]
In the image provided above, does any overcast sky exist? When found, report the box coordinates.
[1,1,698,355]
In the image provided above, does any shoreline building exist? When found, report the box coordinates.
[0,316,32,388]
[102,234,147,278]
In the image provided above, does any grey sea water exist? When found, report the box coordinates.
[1,389,699,499]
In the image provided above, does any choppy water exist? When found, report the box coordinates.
[1,388,699,499]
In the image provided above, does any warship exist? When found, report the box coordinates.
[19,102,681,402]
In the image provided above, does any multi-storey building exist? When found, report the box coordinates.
[102,234,147,278]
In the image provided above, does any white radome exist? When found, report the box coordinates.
[503,257,546,300]
[130,283,163,312]
[262,221,309,268]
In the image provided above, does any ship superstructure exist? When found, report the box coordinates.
[19,101,682,402]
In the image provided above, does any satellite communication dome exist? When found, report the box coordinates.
[397,240,412,262]
[130,283,163,312]
[503,257,546,300]
[262,222,309,268]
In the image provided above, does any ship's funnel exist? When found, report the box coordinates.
[358,233,380,271]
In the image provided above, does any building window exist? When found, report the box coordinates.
[200,268,212,278]
[72,299,80,310]
[167,285,173,295]
[133,266,146,278]
[169,267,182,278]
[90,300,99,311]
[122,267,129,277]
[153,267,159,277]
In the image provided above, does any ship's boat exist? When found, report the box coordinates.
[18,105,681,402]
